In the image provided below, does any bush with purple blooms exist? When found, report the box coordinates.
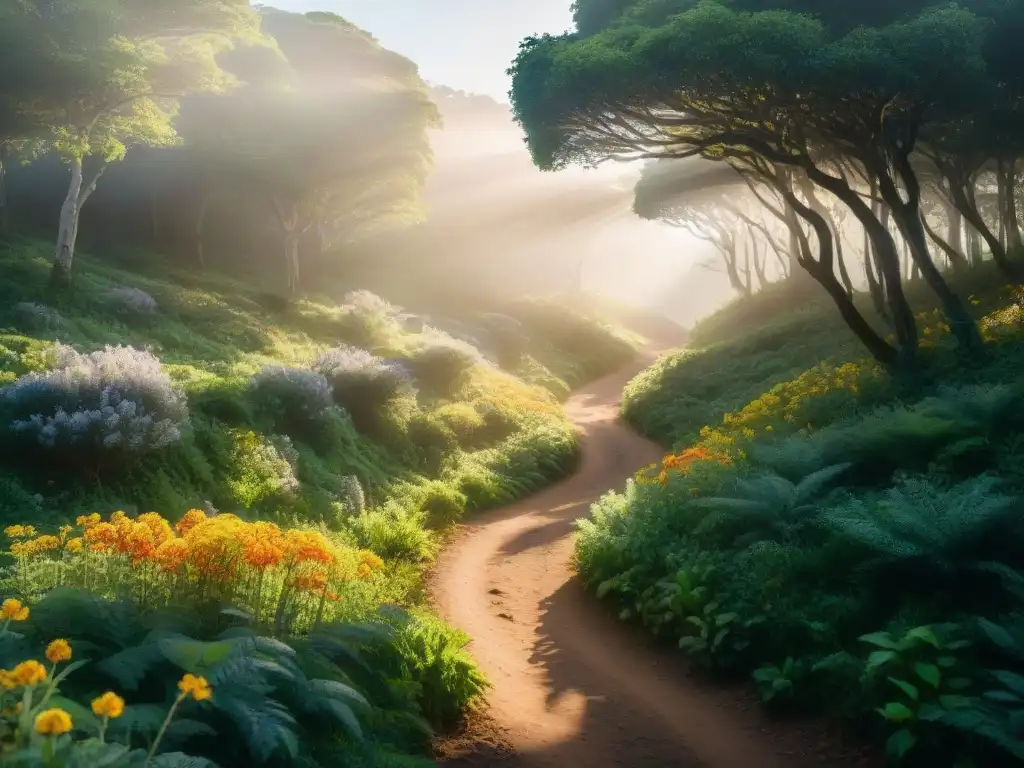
[0,344,187,471]
[312,346,414,433]
[249,365,336,440]
[105,286,158,315]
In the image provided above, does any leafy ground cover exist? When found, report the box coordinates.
[0,236,636,765]
[579,267,1024,766]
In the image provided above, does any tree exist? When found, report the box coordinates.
[508,1,997,368]
[8,0,259,287]
[178,9,437,294]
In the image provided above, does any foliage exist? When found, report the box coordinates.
[576,277,1024,765]
[312,346,414,433]
[248,365,336,441]
[0,588,479,767]
[404,337,481,399]
[105,287,158,316]
[0,344,188,471]
[4,509,386,637]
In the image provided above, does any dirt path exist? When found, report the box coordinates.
[433,351,871,768]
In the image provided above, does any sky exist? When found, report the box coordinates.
[268,1,575,101]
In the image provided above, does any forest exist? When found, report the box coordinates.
[4,0,1024,767]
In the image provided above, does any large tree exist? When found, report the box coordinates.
[5,0,259,286]
[509,1,1001,368]
[178,9,437,294]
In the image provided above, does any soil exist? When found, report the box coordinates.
[432,346,878,768]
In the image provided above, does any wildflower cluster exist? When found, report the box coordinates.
[0,619,209,759]
[0,343,187,461]
[639,361,879,487]
[5,511,385,634]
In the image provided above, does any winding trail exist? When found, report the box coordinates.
[434,347,871,768]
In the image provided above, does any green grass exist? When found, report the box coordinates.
[0,236,636,758]
[578,268,1024,767]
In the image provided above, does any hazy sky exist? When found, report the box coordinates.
[269,1,575,101]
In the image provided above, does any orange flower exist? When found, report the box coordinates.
[241,522,285,570]
[282,529,334,566]
[11,660,46,687]
[45,639,71,664]
[137,513,174,547]
[91,691,125,719]
[291,569,328,593]
[84,522,119,552]
[176,509,207,536]
[1,599,29,621]
[76,513,101,530]
[178,673,212,701]
[34,708,72,735]
[153,538,190,573]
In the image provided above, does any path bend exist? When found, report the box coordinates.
[433,351,867,767]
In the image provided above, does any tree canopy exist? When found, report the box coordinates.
[510,0,1024,369]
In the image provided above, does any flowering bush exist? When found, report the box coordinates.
[105,286,158,314]
[0,344,188,468]
[0,609,210,762]
[248,365,335,438]
[5,510,385,636]
[312,346,413,432]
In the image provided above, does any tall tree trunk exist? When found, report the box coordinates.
[969,226,983,265]
[1000,159,1022,254]
[948,204,964,265]
[876,152,983,354]
[271,196,302,295]
[779,186,899,368]
[945,164,1018,279]
[923,214,968,272]
[803,164,917,368]
[0,142,9,238]
[798,176,854,296]
[49,157,107,289]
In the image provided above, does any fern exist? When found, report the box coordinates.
[822,474,1020,575]
[691,463,851,546]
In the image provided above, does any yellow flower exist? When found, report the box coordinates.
[178,673,212,701]
[65,537,83,553]
[90,691,125,719]
[34,708,72,736]
[4,525,36,539]
[0,669,15,690]
[45,639,72,664]
[1,598,29,621]
[12,660,47,687]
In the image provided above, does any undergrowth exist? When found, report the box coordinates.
[0,236,636,763]
[581,265,1024,767]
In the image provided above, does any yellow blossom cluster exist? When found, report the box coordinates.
[5,510,386,631]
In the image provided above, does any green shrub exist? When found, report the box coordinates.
[405,337,480,398]
[418,481,467,529]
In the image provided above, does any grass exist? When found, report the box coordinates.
[578,265,1024,767]
[0,236,637,761]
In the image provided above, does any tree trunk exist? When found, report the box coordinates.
[271,196,302,295]
[876,152,983,354]
[948,204,964,266]
[803,164,917,368]
[969,226,983,265]
[50,157,86,289]
[798,176,854,296]
[0,142,9,238]
[1000,159,1022,254]
[780,187,899,368]
[945,164,1018,279]
[923,214,968,272]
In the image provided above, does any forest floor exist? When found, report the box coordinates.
[431,342,878,768]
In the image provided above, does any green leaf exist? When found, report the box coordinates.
[938,694,974,710]
[885,728,918,760]
[904,626,940,648]
[715,612,738,626]
[914,662,941,688]
[888,677,920,701]
[947,677,973,691]
[47,695,101,734]
[149,754,220,768]
[595,579,618,600]
[865,649,899,673]
[159,637,240,674]
[993,670,1024,697]
[877,702,915,723]
[753,667,780,682]
[936,655,958,669]
[859,632,899,650]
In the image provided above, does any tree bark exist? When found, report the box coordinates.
[802,163,917,368]
[873,150,983,354]
[0,142,9,238]
[999,159,1022,254]
[779,185,899,368]
[271,195,302,295]
[49,157,107,289]
[923,214,968,273]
